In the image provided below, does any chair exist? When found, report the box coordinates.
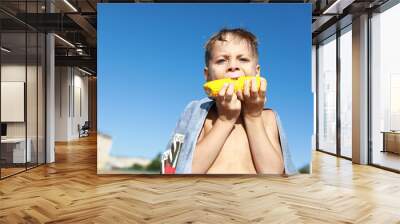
[78,121,90,138]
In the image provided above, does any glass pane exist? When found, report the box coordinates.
[340,27,352,158]
[371,3,400,171]
[27,31,38,169]
[318,35,337,154]
[1,31,27,177]
[38,32,45,165]
[26,0,39,169]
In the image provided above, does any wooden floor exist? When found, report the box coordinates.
[1,163,45,178]
[1,167,26,178]
[373,150,400,171]
[1,135,400,223]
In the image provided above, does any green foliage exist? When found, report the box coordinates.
[131,163,144,170]
[145,153,162,171]
[298,164,310,173]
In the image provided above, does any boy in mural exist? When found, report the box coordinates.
[162,28,297,175]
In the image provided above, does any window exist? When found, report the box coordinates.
[371,2,400,171]
[339,26,352,158]
[318,35,337,154]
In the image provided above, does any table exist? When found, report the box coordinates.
[1,138,32,163]
[381,131,400,154]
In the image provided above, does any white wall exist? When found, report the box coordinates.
[1,63,46,163]
[55,67,89,141]
[1,65,26,142]
[1,65,38,138]
[1,82,25,122]
[55,66,69,141]
[1,65,26,81]
[1,65,26,131]
[72,72,89,138]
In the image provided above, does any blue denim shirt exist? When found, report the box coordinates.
[163,97,298,175]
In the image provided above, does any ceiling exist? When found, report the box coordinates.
[0,0,393,75]
[1,0,98,74]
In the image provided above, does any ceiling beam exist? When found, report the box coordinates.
[67,13,97,46]
[55,55,96,72]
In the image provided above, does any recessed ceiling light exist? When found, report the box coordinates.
[63,0,78,12]
[54,34,75,48]
[77,67,93,76]
[1,47,11,53]
[322,0,354,15]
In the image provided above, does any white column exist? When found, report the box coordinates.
[352,14,369,164]
[46,33,55,163]
[46,1,55,163]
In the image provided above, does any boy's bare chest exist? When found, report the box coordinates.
[209,124,256,173]
[219,124,253,157]
[222,124,250,152]
[204,113,257,173]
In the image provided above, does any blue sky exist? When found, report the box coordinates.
[98,3,312,170]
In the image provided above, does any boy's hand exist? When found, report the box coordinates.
[237,77,267,118]
[215,83,241,123]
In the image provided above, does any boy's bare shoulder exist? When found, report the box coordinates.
[204,104,218,128]
[197,105,217,142]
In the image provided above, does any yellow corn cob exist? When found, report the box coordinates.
[203,76,261,97]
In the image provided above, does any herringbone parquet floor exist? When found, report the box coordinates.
[1,134,400,223]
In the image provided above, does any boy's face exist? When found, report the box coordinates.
[204,35,260,81]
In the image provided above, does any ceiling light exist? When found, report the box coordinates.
[322,0,355,15]
[1,47,11,53]
[63,0,78,12]
[54,34,75,48]
[76,48,84,55]
[78,67,93,76]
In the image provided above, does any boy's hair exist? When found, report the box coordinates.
[204,28,259,66]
